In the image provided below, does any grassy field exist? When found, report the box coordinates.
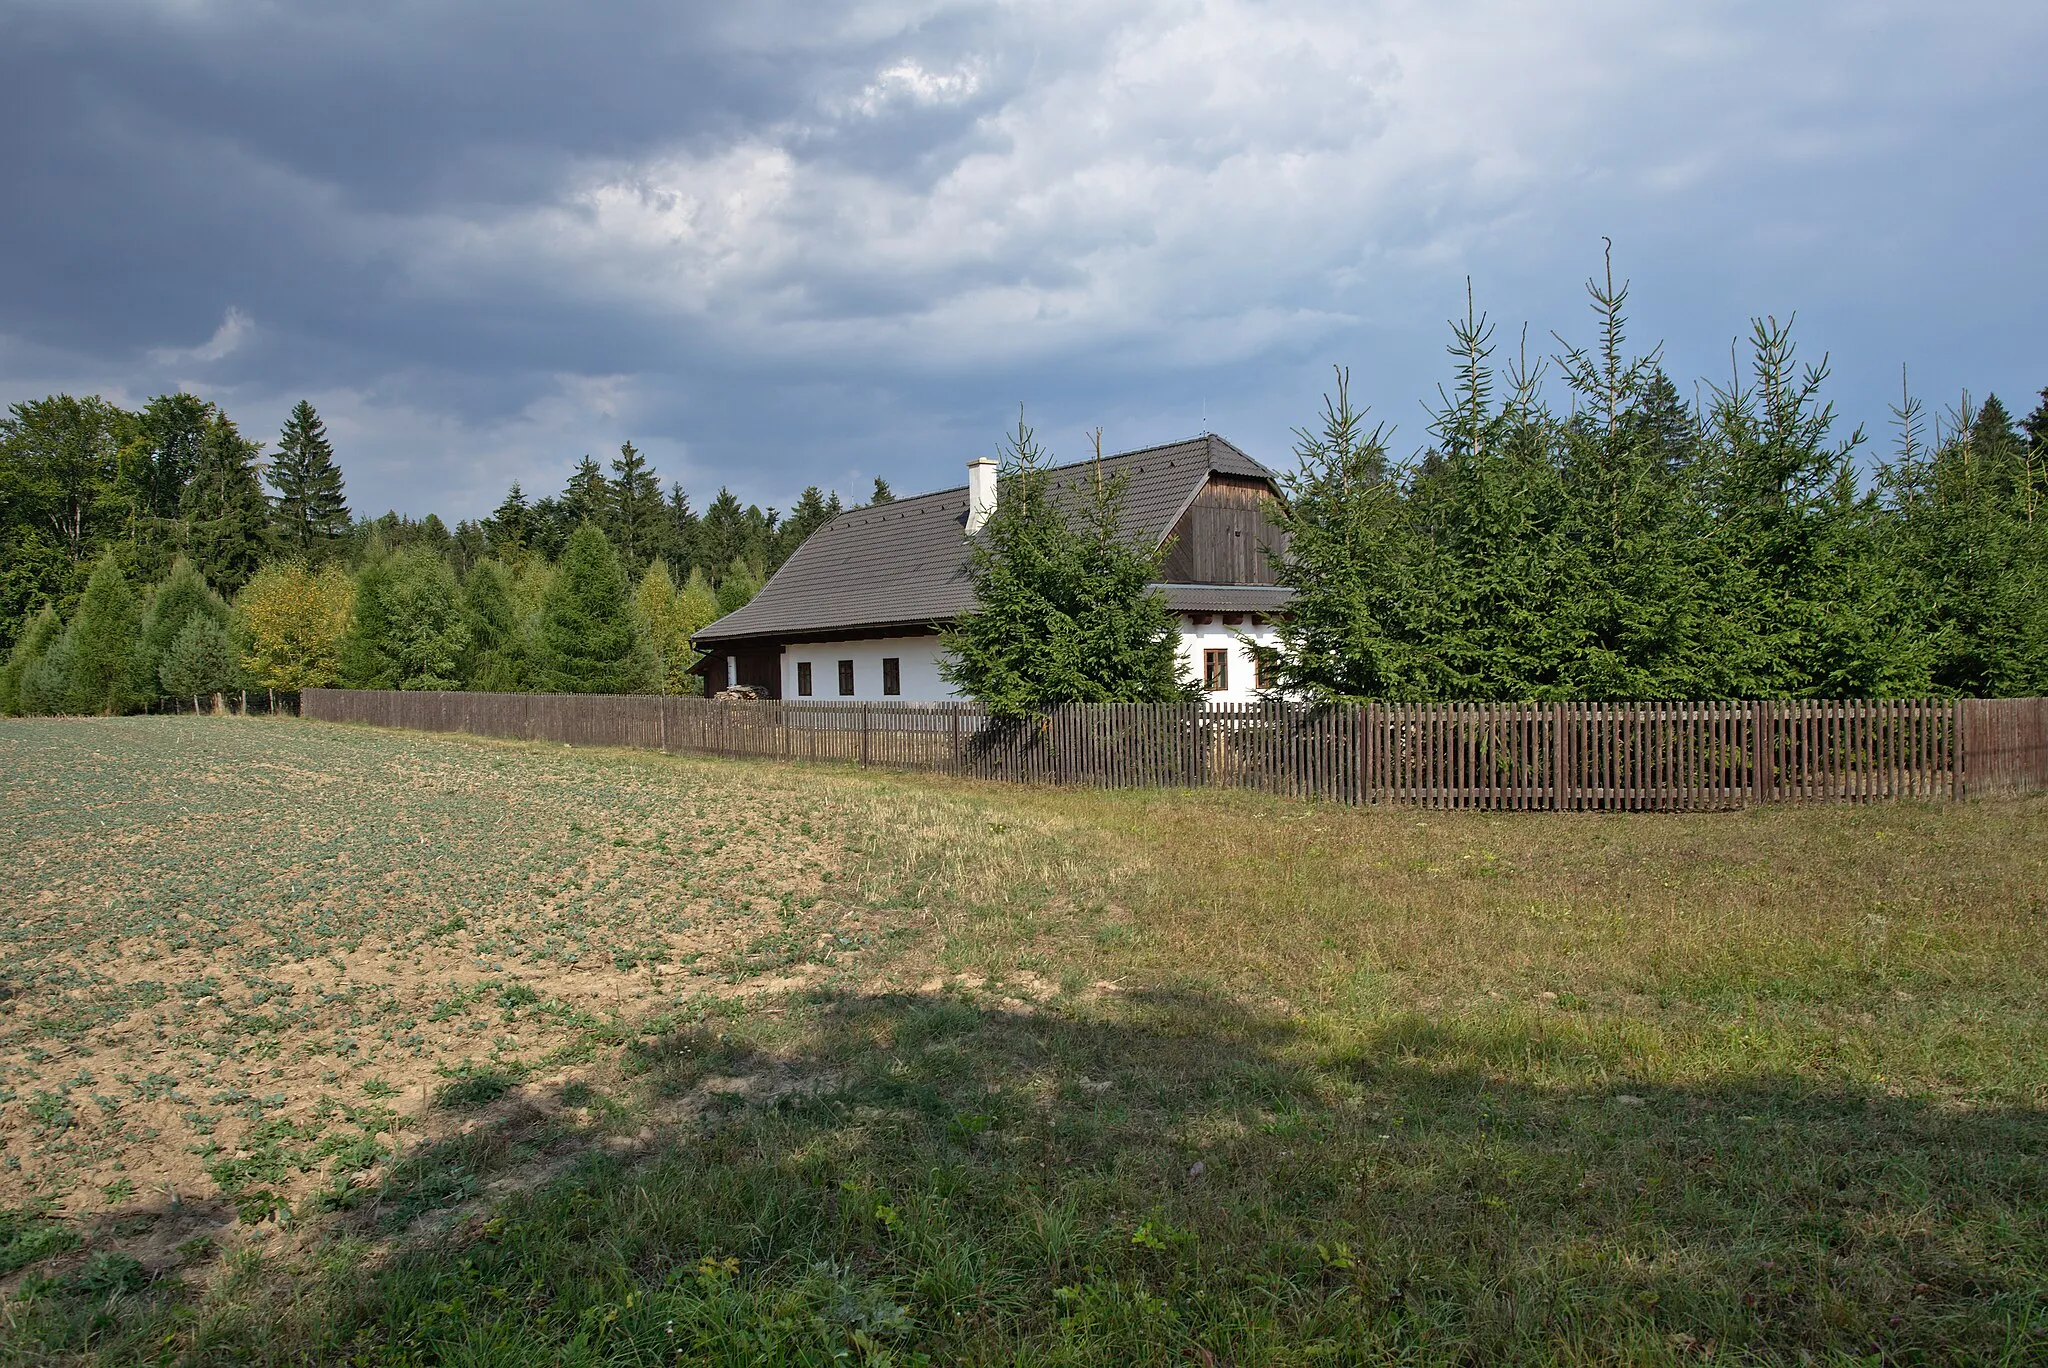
[2,717,2046,1365]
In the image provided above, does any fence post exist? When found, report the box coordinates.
[1953,697,1966,800]
[951,706,962,773]
[1751,700,1771,805]
[861,704,871,767]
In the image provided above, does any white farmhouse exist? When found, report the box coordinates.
[690,435,1293,704]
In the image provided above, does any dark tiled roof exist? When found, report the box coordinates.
[696,434,1280,647]
[1156,584,1296,614]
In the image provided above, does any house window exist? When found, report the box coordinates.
[838,660,855,696]
[1253,653,1270,691]
[796,661,813,697]
[882,657,901,696]
[1204,648,1229,693]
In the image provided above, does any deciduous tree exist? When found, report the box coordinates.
[239,561,354,692]
[632,558,716,695]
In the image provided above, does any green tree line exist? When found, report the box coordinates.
[1263,260,2048,702]
[0,394,886,712]
[0,392,882,657]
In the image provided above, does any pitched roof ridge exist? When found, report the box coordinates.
[875,433,1269,506]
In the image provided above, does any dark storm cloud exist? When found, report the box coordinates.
[1,1,2044,520]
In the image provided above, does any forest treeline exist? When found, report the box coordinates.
[0,395,889,712]
[1265,267,2048,703]
[3,259,2044,715]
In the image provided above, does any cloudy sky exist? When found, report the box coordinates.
[2,0,2042,520]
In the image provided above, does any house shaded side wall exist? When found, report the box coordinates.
[1160,475,1287,585]
[690,648,784,698]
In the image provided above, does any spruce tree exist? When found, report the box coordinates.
[608,441,663,573]
[339,547,469,690]
[459,560,526,691]
[62,551,143,715]
[1698,318,1922,697]
[1883,389,2048,695]
[1259,369,1417,699]
[714,557,761,616]
[267,400,350,554]
[532,523,655,694]
[180,409,271,593]
[774,486,842,569]
[663,482,700,571]
[869,477,895,505]
[138,557,230,702]
[1543,259,1712,698]
[486,483,532,559]
[21,625,74,715]
[562,456,608,528]
[2022,387,2048,458]
[159,614,240,713]
[699,489,772,582]
[940,416,1189,720]
[0,606,61,715]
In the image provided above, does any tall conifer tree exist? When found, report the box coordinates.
[267,400,350,554]
[138,557,230,702]
[62,551,143,714]
[459,560,526,691]
[533,524,654,693]
[339,547,468,690]
[180,409,270,593]
[0,607,62,715]
[941,416,1189,719]
[608,441,663,574]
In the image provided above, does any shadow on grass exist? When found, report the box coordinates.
[9,987,2048,1365]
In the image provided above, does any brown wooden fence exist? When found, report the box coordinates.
[301,690,2048,810]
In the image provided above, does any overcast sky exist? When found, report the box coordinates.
[3,0,2042,521]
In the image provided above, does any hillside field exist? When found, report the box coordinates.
[3,717,2046,1365]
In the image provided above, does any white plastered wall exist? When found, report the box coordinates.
[781,634,958,702]
[1179,616,1279,704]
[774,620,1279,705]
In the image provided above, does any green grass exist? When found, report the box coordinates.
[2,717,2045,1364]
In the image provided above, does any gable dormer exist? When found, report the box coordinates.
[1160,472,1288,585]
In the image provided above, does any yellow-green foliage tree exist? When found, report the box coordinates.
[237,561,354,692]
[633,558,719,695]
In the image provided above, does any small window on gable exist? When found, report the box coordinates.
[838,660,855,696]
[882,657,901,695]
[796,661,813,697]
[1203,648,1229,693]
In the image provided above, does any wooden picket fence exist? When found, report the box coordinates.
[301,690,2048,809]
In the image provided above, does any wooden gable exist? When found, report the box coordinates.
[1159,474,1287,585]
